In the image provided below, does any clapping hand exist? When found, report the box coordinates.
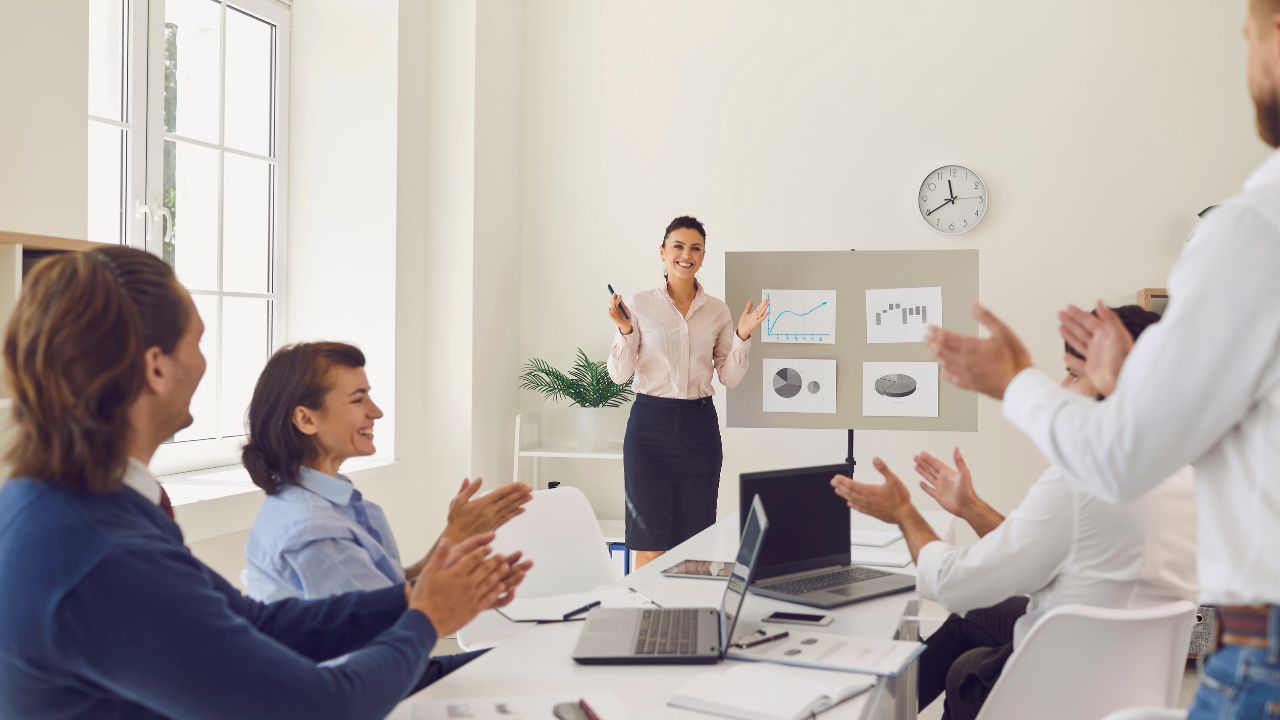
[914,448,978,518]
[926,304,1032,399]
[736,297,770,340]
[442,478,532,546]
[830,457,915,525]
[1058,301,1133,397]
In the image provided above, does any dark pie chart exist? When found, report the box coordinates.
[773,368,803,398]
[875,373,917,398]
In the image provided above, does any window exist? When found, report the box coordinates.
[89,0,289,474]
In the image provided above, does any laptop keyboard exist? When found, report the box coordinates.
[768,566,892,595]
[634,608,702,655]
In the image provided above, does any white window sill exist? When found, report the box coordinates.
[164,456,399,543]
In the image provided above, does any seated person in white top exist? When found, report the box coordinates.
[832,305,1197,720]
[244,341,533,602]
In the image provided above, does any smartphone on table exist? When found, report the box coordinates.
[761,611,834,626]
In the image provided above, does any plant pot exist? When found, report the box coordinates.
[575,407,612,452]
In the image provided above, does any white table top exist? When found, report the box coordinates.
[390,510,954,719]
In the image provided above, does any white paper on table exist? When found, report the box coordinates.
[761,289,837,345]
[862,361,939,418]
[668,662,874,720]
[865,287,942,344]
[497,587,656,623]
[850,529,904,548]
[727,630,924,677]
[411,690,630,720]
[763,358,837,414]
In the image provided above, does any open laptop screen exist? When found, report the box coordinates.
[719,495,768,652]
[739,464,851,580]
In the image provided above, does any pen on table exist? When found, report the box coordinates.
[627,586,661,608]
[578,698,602,720]
[736,629,790,649]
[607,284,630,320]
[562,600,601,621]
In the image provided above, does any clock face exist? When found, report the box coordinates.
[918,165,987,235]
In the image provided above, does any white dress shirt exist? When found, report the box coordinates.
[607,284,751,399]
[121,458,161,507]
[1002,149,1280,606]
[916,466,1198,648]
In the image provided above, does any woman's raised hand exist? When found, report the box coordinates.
[608,293,633,335]
[736,297,770,340]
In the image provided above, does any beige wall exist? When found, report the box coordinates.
[517,0,1269,520]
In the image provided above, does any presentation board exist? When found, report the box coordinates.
[725,250,979,431]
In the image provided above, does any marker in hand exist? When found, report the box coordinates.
[607,284,630,320]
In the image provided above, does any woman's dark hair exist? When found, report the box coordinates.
[1064,304,1161,361]
[3,246,188,493]
[663,215,706,245]
[242,342,366,494]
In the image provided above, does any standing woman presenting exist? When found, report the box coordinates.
[607,216,768,569]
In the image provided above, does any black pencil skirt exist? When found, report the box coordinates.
[623,393,723,551]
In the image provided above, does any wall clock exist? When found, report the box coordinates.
[918,165,987,235]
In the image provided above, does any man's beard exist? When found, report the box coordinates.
[1256,91,1280,148]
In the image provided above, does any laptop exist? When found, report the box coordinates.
[739,464,916,609]
[571,496,768,665]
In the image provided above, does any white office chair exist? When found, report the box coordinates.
[1102,709,1187,720]
[975,601,1196,720]
[455,486,619,650]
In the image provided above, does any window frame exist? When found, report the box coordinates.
[130,0,291,476]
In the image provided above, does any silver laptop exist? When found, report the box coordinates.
[571,496,768,665]
[740,464,915,609]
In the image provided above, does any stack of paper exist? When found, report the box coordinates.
[669,663,874,720]
[726,631,923,677]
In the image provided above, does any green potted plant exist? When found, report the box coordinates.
[519,348,634,450]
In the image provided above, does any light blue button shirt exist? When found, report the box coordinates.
[245,467,405,602]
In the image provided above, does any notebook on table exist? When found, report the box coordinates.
[668,663,874,720]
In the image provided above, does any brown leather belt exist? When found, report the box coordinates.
[1218,605,1276,649]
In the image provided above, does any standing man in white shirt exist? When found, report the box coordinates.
[925,3,1280,715]
[833,306,1197,720]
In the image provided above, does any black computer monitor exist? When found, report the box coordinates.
[739,464,851,580]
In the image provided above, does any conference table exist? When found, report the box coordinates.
[391,510,956,720]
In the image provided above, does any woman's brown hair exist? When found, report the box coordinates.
[3,246,187,493]
[242,342,366,494]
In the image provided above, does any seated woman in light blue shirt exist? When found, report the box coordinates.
[243,341,532,601]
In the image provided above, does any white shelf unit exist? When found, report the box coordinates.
[512,410,628,556]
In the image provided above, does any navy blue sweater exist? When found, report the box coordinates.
[0,478,436,719]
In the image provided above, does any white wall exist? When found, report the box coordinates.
[0,0,87,239]
[517,0,1269,520]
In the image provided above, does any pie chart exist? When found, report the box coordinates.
[773,368,803,398]
[874,373,917,398]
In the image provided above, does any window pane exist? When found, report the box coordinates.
[164,0,221,143]
[224,7,272,156]
[88,0,126,121]
[219,297,271,437]
[88,121,125,244]
[222,153,270,293]
[174,294,219,442]
[165,139,219,290]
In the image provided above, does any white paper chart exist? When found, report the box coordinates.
[865,287,942,344]
[862,361,939,417]
[762,289,837,344]
[763,358,837,414]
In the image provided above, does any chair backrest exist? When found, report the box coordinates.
[489,486,619,598]
[976,601,1196,720]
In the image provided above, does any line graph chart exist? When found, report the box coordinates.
[763,289,837,345]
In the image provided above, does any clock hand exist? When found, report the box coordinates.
[947,179,956,201]
[925,198,954,216]
[952,196,983,200]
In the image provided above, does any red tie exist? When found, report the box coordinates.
[159,486,176,521]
